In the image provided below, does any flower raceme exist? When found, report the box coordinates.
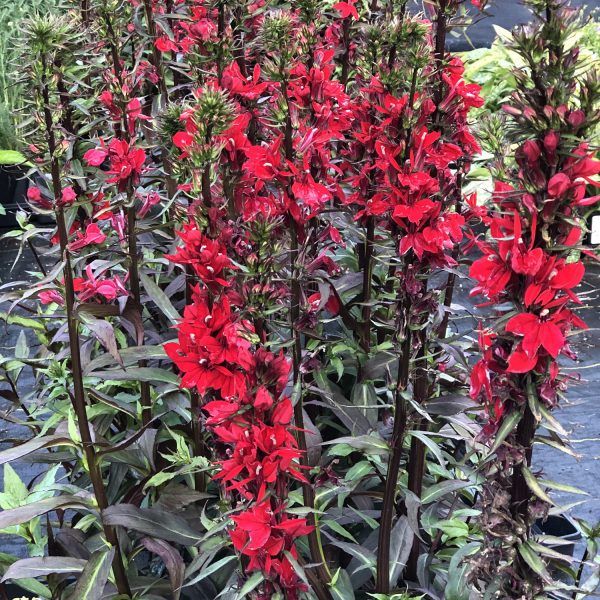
[469,139,600,432]
[165,293,253,397]
[165,282,311,597]
[84,138,146,192]
[165,225,236,290]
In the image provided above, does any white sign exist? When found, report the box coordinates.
[592,215,600,246]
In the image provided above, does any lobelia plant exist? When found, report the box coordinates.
[157,0,487,597]
[10,1,597,600]
[468,1,600,598]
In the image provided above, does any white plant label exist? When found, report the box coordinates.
[592,215,600,246]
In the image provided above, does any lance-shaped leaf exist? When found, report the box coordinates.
[1,557,86,581]
[141,271,180,324]
[89,367,179,385]
[103,504,203,546]
[486,410,521,457]
[0,496,91,530]
[322,434,389,456]
[79,313,123,367]
[311,372,371,435]
[0,553,51,599]
[522,466,554,505]
[234,571,264,600]
[421,479,473,505]
[67,548,114,600]
[184,555,237,589]
[84,345,167,375]
[0,435,74,466]
[389,516,414,588]
[330,567,355,600]
[517,541,550,581]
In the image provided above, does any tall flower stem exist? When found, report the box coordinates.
[140,0,178,199]
[405,338,428,580]
[141,0,168,98]
[437,174,463,339]
[403,1,451,578]
[40,59,131,599]
[282,75,332,598]
[340,18,351,86]
[511,400,536,521]
[102,11,154,431]
[376,305,411,593]
[361,216,375,352]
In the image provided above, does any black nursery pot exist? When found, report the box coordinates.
[0,164,28,227]
[533,513,582,557]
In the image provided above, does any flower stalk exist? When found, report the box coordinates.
[40,54,131,599]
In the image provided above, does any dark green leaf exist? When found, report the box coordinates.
[518,542,549,580]
[421,480,472,504]
[141,272,180,324]
[84,345,167,375]
[522,466,554,505]
[322,435,388,456]
[235,571,264,599]
[330,568,355,600]
[88,367,179,385]
[427,394,474,416]
[487,411,521,456]
[184,555,237,588]
[311,372,371,435]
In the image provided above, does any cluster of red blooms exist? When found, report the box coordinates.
[32,67,153,306]
[165,228,312,598]
[345,53,484,276]
[469,138,600,434]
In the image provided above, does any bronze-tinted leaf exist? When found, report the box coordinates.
[0,435,73,466]
[0,496,91,530]
[1,557,86,582]
[103,504,203,546]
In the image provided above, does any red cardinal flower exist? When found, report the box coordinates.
[68,223,107,251]
[222,62,269,101]
[243,139,290,181]
[106,139,146,190]
[164,295,253,397]
[165,224,236,290]
[333,0,359,19]
[83,140,108,167]
[76,265,128,302]
[505,311,566,365]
